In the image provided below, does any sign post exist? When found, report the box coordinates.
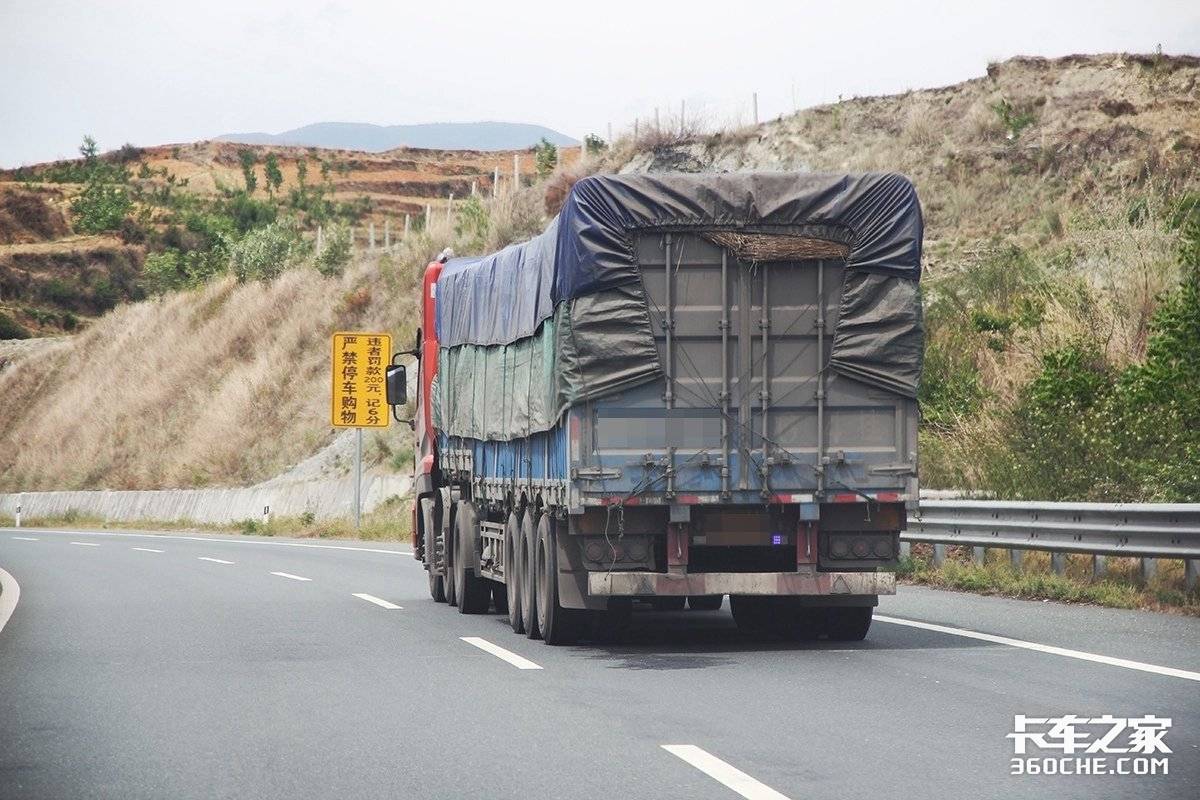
[331,332,392,530]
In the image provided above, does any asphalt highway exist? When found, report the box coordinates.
[1,527,1197,799]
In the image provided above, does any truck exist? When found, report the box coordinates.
[385,171,924,645]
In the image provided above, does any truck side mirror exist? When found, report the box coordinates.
[385,364,407,407]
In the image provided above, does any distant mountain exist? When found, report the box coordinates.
[215,121,578,152]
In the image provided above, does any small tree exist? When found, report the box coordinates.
[532,137,558,179]
[238,149,258,193]
[264,153,283,197]
[584,134,607,156]
[79,135,99,162]
[296,159,308,190]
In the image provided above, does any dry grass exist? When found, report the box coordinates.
[0,255,416,490]
[0,175,554,491]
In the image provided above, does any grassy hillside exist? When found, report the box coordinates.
[1,52,1196,500]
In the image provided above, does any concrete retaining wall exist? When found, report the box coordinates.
[0,474,411,525]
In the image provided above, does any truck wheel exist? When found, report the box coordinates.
[775,599,822,641]
[420,499,446,602]
[444,516,458,608]
[455,501,491,614]
[520,510,540,639]
[535,514,585,646]
[687,595,723,611]
[504,512,524,633]
[651,596,686,612]
[823,606,873,641]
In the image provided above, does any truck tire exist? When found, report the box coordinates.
[775,599,822,641]
[455,501,491,614]
[823,606,873,641]
[687,595,723,611]
[534,514,586,645]
[420,499,446,602]
[520,509,540,639]
[444,513,458,608]
[504,511,524,633]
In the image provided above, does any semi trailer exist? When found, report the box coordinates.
[385,172,924,645]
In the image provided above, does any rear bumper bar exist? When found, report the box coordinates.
[587,570,895,597]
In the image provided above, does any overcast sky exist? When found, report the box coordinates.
[1,0,1197,167]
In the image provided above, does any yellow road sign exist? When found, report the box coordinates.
[331,331,392,428]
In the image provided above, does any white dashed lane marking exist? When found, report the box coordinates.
[460,637,543,670]
[662,745,791,800]
[353,593,402,610]
[11,537,38,541]
[70,542,100,547]
[270,572,311,582]
[132,547,164,553]
[197,557,234,565]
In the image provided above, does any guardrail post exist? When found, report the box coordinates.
[1092,555,1107,579]
[932,543,945,567]
[1009,548,1023,571]
[1187,559,1198,591]
[1050,552,1065,575]
[1140,557,1156,583]
[14,494,22,528]
[972,546,985,563]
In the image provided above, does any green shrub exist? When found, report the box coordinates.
[532,137,558,178]
[584,134,607,155]
[990,98,1037,139]
[143,247,229,293]
[454,195,489,252]
[0,311,30,340]
[228,221,303,282]
[71,180,131,233]
[314,224,352,277]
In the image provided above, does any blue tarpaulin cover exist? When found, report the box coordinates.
[433,172,924,439]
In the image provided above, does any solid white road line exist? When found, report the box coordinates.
[662,745,791,800]
[270,571,311,582]
[352,593,402,610]
[875,615,1200,683]
[0,528,410,556]
[0,566,19,636]
[460,636,543,670]
[198,557,234,565]
[70,541,100,547]
[132,547,164,553]
[11,536,38,541]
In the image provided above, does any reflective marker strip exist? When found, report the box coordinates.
[460,636,543,670]
[662,745,792,800]
[875,615,1200,682]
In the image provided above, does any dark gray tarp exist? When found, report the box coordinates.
[433,171,924,440]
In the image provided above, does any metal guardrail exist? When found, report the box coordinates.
[902,500,1200,589]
